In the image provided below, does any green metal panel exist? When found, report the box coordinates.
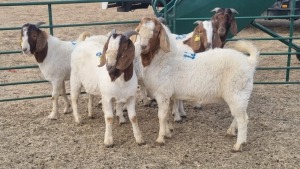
[168,0,276,34]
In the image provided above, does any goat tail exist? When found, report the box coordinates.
[77,31,91,42]
[233,40,260,68]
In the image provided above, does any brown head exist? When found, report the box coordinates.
[20,22,48,63]
[99,30,137,82]
[131,17,170,67]
[183,20,215,53]
[211,7,238,47]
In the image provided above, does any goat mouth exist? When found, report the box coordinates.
[141,47,150,54]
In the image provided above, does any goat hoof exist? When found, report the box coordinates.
[231,142,247,152]
[88,115,95,119]
[154,141,165,147]
[47,113,58,120]
[181,115,187,119]
[137,141,146,146]
[174,119,183,123]
[105,144,114,148]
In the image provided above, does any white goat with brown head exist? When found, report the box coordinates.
[133,17,259,152]
[20,22,84,120]
[70,30,144,147]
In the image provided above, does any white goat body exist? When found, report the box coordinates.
[136,18,259,151]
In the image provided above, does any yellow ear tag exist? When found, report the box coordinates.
[194,35,200,42]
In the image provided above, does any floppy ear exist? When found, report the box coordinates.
[116,40,135,70]
[212,32,223,48]
[184,28,201,52]
[230,18,238,35]
[99,40,109,67]
[159,26,170,53]
[36,31,47,52]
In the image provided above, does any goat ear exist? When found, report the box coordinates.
[159,26,170,53]
[212,32,223,48]
[99,40,108,67]
[36,31,48,52]
[116,40,135,70]
[230,18,238,35]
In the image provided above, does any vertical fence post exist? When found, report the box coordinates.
[286,0,296,81]
[48,3,54,35]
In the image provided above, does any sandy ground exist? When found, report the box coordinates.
[1,1,300,169]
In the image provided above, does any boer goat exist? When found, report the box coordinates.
[70,30,144,147]
[133,17,259,152]
[20,22,87,119]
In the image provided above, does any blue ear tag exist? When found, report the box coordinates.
[71,41,77,45]
[96,52,102,57]
[176,34,187,40]
[183,51,196,59]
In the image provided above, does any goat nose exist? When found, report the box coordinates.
[22,48,27,52]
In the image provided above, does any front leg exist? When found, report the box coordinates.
[48,82,62,120]
[102,98,114,147]
[126,96,144,145]
[155,96,171,145]
[62,82,72,114]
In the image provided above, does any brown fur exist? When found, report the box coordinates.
[100,33,135,82]
[211,8,238,48]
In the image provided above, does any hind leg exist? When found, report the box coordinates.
[227,101,249,152]
[62,82,72,114]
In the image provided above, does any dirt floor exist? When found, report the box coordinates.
[1,1,300,169]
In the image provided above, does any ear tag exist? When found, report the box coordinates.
[194,35,200,42]
[96,52,102,58]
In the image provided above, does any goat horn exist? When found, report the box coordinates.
[193,21,202,25]
[230,8,239,14]
[35,22,46,27]
[157,17,166,24]
[211,7,221,13]
[123,30,139,40]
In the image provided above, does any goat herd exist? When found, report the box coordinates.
[20,7,260,152]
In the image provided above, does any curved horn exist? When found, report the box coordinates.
[35,22,46,27]
[193,20,202,25]
[123,30,139,40]
[230,8,239,14]
[157,17,166,24]
[211,7,221,13]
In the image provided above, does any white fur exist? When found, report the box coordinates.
[70,34,144,147]
[137,21,259,151]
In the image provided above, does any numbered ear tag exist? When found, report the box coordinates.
[194,35,200,42]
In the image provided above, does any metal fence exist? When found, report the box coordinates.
[1,0,300,102]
